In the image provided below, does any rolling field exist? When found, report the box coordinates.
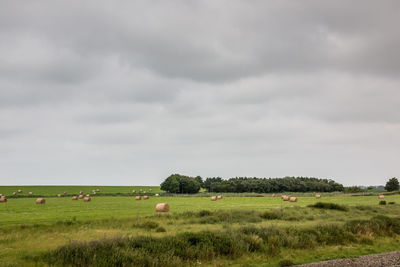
[0,185,162,197]
[0,187,400,266]
[0,194,399,226]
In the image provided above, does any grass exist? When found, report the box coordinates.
[0,186,162,198]
[0,187,400,266]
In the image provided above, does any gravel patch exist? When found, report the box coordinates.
[295,251,400,267]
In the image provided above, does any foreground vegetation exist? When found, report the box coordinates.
[0,189,399,266]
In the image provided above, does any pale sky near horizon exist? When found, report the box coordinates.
[1,1,399,186]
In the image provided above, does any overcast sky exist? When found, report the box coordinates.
[1,1,399,186]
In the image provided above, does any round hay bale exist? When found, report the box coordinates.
[72,196,78,200]
[149,189,152,192]
[57,194,62,198]
[79,191,83,194]
[13,192,16,196]
[289,197,297,202]
[64,192,67,195]
[211,196,217,201]
[143,191,146,194]
[217,195,223,200]
[143,195,149,200]
[93,192,97,195]
[135,196,142,200]
[36,198,45,204]
[96,189,100,192]
[282,195,289,201]
[315,194,321,199]
[132,190,136,193]
[272,193,276,197]
[29,192,33,195]
[155,193,160,197]
[83,196,91,202]
[156,203,170,212]
[86,194,90,197]
[378,195,385,199]
[78,195,84,199]
[18,189,22,193]
[0,196,7,203]
[281,194,287,200]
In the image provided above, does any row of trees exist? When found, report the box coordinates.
[203,176,344,193]
[160,174,345,194]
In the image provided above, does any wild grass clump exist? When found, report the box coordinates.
[308,202,348,211]
[133,221,159,230]
[260,210,282,220]
[39,215,400,266]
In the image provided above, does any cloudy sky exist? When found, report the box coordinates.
[1,1,399,186]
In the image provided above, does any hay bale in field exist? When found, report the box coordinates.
[135,196,142,200]
[0,196,7,203]
[143,191,147,194]
[36,198,46,204]
[78,195,84,199]
[86,194,90,197]
[155,193,160,197]
[29,192,33,195]
[217,195,223,200]
[282,195,289,201]
[83,196,91,202]
[143,195,149,200]
[289,197,297,202]
[13,192,16,196]
[72,196,78,200]
[281,194,287,199]
[57,194,62,198]
[272,193,276,197]
[211,196,217,201]
[96,189,100,192]
[79,191,83,194]
[132,190,136,193]
[156,203,170,212]
[149,189,152,192]
[139,189,143,192]
[93,192,96,195]
[18,189,22,193]
[378,195,385,199]
[315,194,321,199]
[64,192,67,195]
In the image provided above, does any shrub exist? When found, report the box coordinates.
[379,201,387,205]
[308,202,348,211]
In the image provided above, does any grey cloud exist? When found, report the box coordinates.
[0,0,399,186]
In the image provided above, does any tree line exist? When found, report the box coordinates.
[160,174,345,194]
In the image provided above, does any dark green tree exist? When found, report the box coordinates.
[160,174,180,193]
[160,174,201,194]
[385,177,399,192]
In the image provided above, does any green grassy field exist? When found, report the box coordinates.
[0,185,162,197]
[0,187,399,266]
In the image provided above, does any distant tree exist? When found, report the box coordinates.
[160,174,201,194]
[194,176,204,188]
[160,174,180,193]
[385,177,399,192]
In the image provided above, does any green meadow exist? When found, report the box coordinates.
[0,187,399,266]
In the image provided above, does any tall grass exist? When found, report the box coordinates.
[38,215,400,266]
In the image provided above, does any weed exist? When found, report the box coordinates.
[308,202,348,211]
